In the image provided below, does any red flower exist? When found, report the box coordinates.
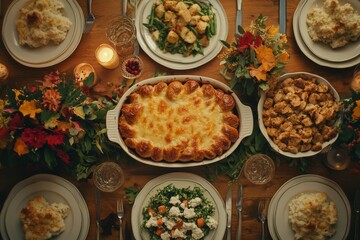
[46,131,65,147]
[237,32,262,53]
[8,113,23,131]
[21,128,47,148]
[27,84,37,93]
[57,150,70,164]
[0,127,7,138]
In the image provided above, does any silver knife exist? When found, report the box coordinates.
[236,0,242,34]
[225,185,233,240]
[95,189,100,240]
[355,189,360,240]
[236,184,243,240]
[279,0,286,34]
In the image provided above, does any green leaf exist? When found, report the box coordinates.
[44,148,57,169]
[220,40,230,48]
[83,72,94,87]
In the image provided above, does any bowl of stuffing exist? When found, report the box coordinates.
[258,72,341,158]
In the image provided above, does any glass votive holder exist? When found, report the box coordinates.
[73,63,97,87]
[351,64,360,92]
[93,162,125,192]
[324,147,351,170]
[121,55,143,80]
[106,16,136,57]
[95,44,120,69]
[243,154,275,185]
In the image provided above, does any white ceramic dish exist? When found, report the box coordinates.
[5,181,81,240]
[0,174,89,240]
[268,174,351,240]
[293,0,360,68]
[258,72,340,158]
[2,0,84,67]
[298,0,360,62]
[106,75,253,167]
[135,0,228,69]
[131,172,226,240]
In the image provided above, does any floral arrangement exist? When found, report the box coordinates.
[337,90,360,174]
[0,71,118,179]
[219,15,289,100]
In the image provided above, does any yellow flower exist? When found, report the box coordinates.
[266,25,279,36]
[19,100,41,119]
[73,106,85,119]
[352,100,360,120]
[14,137,29,156]
[13,89,22,101]
[57,121,72,132]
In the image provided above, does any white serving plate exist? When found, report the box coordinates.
[258,72,340,158]
[298,0,360,62]
[0,174,89,240]
[106,75,253,167]
[2,0,84,67]
[131,172,226,240]
[268,174,351,240]
[135,0,228,69]
[293,0,360,68]
[5,181,81,240]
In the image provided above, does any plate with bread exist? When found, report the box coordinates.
[0,174,89,240]
[268,174,351,240]
[1,0,84,67]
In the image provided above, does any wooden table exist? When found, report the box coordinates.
[0,0,359,239]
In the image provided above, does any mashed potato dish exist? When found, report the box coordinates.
[306,0,360,48]
[288,192,337,240]
[19,195,70,240]
[16,0,72,48]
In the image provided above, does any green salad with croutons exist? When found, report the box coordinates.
[143,0,216,57]
[142,184,218,240]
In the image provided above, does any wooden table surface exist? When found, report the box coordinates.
[1,0,360,239]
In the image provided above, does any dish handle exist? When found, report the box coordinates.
[238,103,253,141]
[106,108,122,145]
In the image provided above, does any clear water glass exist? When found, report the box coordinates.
[93,162,124,192]
[243,154,275,185]
[325,147,351,170]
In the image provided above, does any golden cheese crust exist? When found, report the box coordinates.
[119,79,240,162]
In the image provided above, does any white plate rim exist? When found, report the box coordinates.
[298,0,360,62]
[267,174,351,240]
[131,172,226,240]
[1,0,84,68]
[135,0,228,69]
[293,0,360,68]
[106,75,254,168]
[5,181,82,240]
[0,174,90,240]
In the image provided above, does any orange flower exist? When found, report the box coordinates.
[19,100,41,119]
[278,50,289,63]
[57,121,72,132]
[352,100,360,120]
[42,89,61,111]
[14,137,29,156]
[249,65,267,81]
[255,45,276,71]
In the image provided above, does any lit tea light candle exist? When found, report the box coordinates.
[73,63,97,87]
[95,44,119,69]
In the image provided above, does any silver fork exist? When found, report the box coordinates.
[257,201,266,240]
[117,199,124,240]
[84,0,95,33]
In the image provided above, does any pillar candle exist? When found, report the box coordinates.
[95,44,120,69]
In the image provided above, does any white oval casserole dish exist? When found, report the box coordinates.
[106,75,254,167]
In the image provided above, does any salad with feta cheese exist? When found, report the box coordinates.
[142,184,218,240]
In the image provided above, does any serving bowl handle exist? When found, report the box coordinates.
[238,103,253,141]
[106,108,121,145]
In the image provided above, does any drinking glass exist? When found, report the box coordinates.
[324,147,351,170]
[243,154,275,185]
[106,16,136,58]
[93,162,124,192]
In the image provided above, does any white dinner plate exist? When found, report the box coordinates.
[298,0,360,62]
[2,0,84,67]
[135,0,228,69]
[293,0,360,68]
[5,181,81,240]
[131,172,227,240]
[268,174,351,240]
[0,174,89,240]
